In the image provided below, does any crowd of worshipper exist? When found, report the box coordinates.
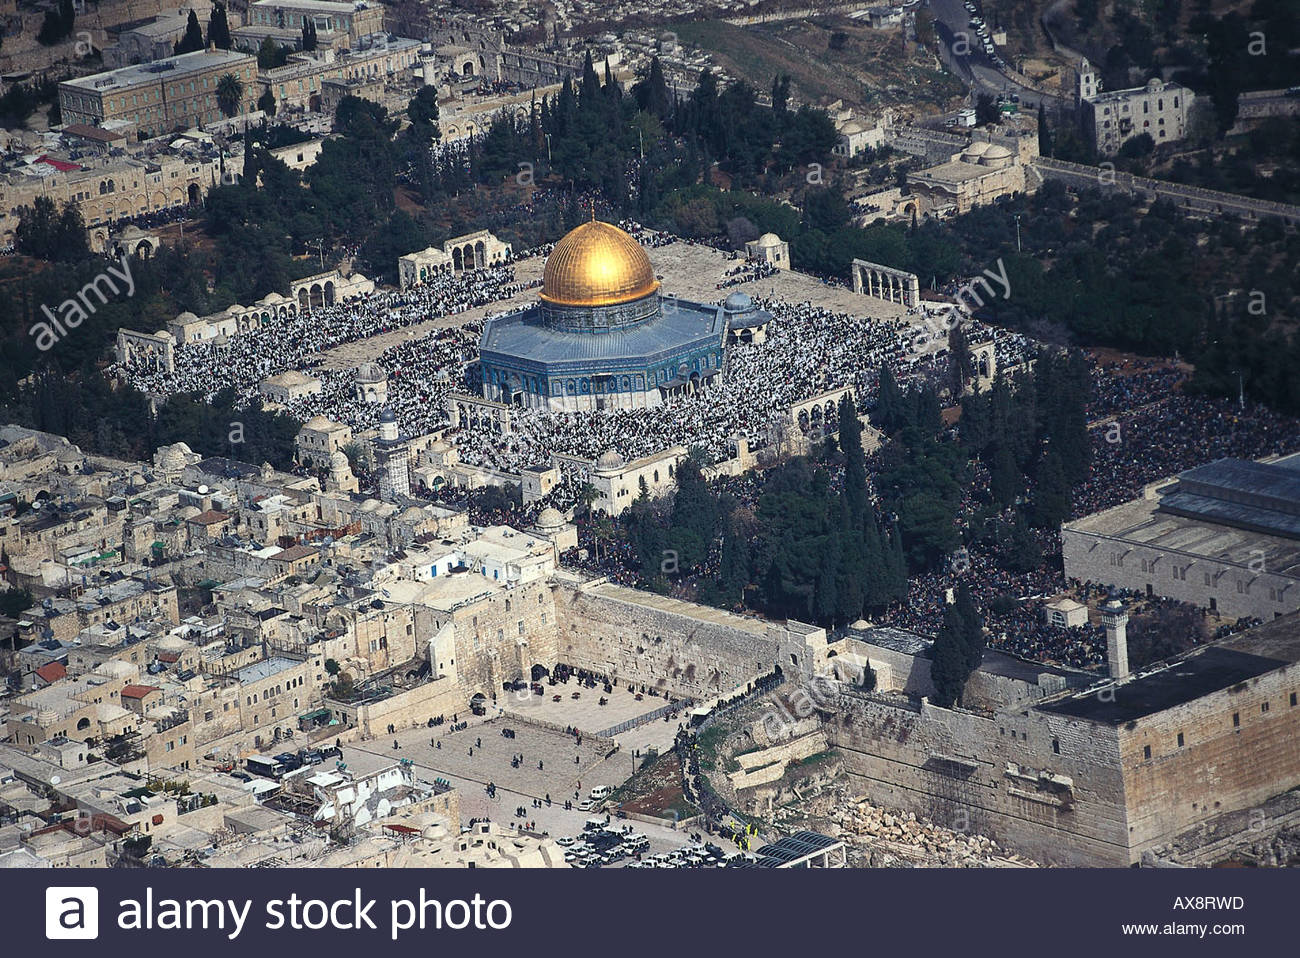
[717,259,779,289]
[450,298,1029,476]
[111,263,533,415]
[105,224,1300,677]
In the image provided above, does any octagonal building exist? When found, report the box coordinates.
[477,220,727,412]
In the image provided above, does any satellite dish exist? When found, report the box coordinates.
[198,484,209,495]
[50,775,61,785]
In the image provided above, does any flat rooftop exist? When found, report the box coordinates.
[235,655,302,684]
[1036,613,1300,725]
[62,49,253,93]
[1063,495,1300,579]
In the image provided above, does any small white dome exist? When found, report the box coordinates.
[594,449,625,472]
[755,232,781,247]
[536,507,565,529]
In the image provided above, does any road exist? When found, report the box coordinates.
[928,0,1061,111]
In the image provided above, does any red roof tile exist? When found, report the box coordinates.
[35,662,66,683]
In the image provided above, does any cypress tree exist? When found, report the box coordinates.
[875,363,903,432]
[207,3,232,50]
[175,10,204,55]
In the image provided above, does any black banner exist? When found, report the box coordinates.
[16,867,1296,955]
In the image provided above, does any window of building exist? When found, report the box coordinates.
[1232,712,1240,728]
[1262,702,1269,713]
[1052,738,1059,754]
[1176,733,1184,747]
[1143,745,1151,760]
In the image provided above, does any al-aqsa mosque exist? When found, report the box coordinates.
[478,220,729,412]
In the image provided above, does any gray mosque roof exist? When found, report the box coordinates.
[1157,457,1300,540]
[722,291,773,330]
[480,298,725,373]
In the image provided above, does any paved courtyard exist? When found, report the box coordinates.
[501,679,681,734]
[317,240,915,371]
[349,716,618,804]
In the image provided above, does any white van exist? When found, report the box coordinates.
[589,785,612,801]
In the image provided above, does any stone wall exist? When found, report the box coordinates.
[553,580,778,698]
[829,688,1133,865]
[727,729,828,791]
[331,677,468,738]
[1119,660,1300,851]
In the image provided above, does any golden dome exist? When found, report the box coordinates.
[540,220,660,308]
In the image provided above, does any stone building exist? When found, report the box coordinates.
[260,369,322,405]
[906,139,1026,216]
[1063,456,1300,621]
[833,116,884,158]
[1076,59,1193,155]
[237,0,385,50]
[722,291,773,346]
[102,5,217,69]
[578,446,687,517]
[397,230,512,288]
[258,37,420,113]
[58,49,258,139]
[817,609,1300,866]
[0,148,240,251]
[745,232,788,268]
[295,415,353,468]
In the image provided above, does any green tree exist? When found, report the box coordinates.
[174,10,205,55]
[207,3,232,49]
[257,88,277,117]
[216,74,244,118]
[1029,449,1072,529]
[0,587,33,618]
[257,36,290,69]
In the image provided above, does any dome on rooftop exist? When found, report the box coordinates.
[536,507,565,530]
[540,220,659,308]
[723,291,754,312]
[594,449,625,473]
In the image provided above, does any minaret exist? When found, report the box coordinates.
[1076,58,1098,108]
[1100,597,1130,680]
[372,407,410,500]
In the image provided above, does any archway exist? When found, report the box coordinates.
[188,183,201,205]
[299,288,310,310]
[324,280,335,306]
[452,247,463,271]
[310,284,324,309]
